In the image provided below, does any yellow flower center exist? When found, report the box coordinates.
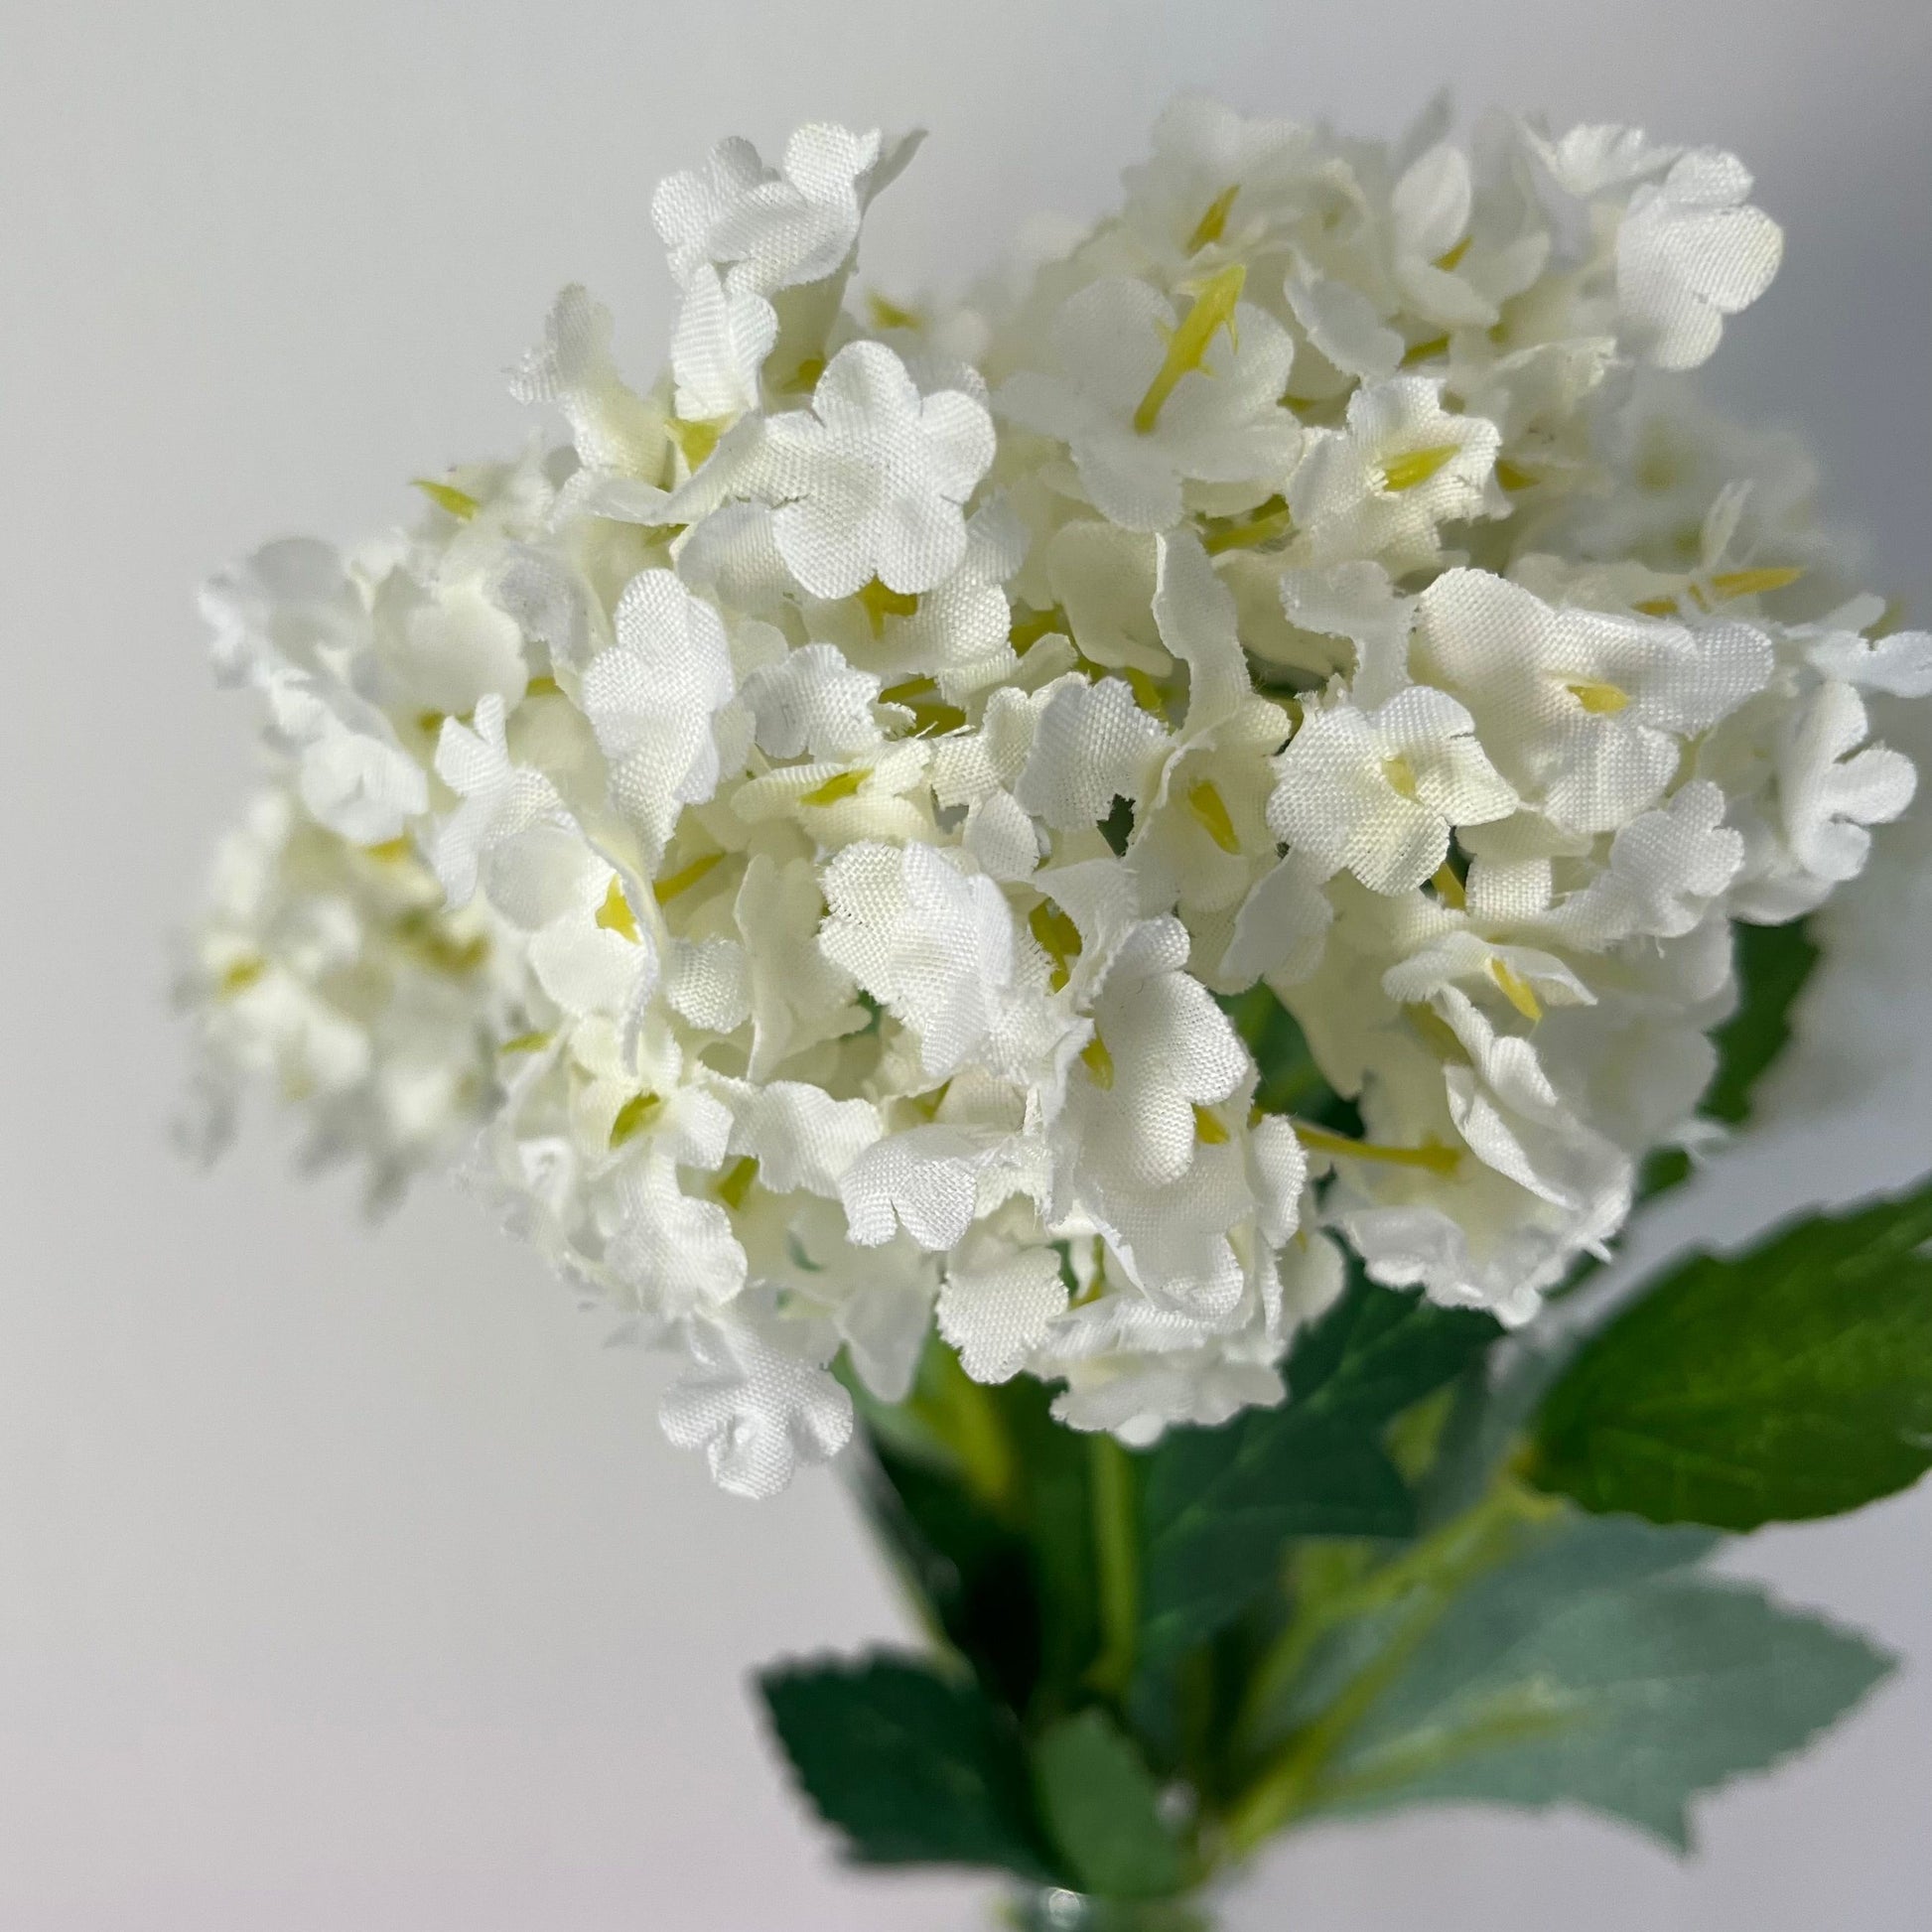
[596,877,641,941]
[1135,262,1246,434]
[1380,444,1461,492]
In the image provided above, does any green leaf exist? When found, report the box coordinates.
[1032,1709,1187,1898]
[1302,1513,1892,1847]
[858,1441,1041,1713]
[1137,1279,1500,1673]
[1705,917,1821,1125]
[759,1653,1058,1878]
[1530,1176,1932,1529]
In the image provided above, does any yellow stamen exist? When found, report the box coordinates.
[666,417,723,469]
[499,1030,553,1055]
[910,1079,952,1122]
[411,478,479,519]
[652,850,725,904]
[218,956,265,997]
[1632,596,1679,617]
[1567,680,1629,715]
[1494,458,1538,492]
[1134,262,1246,434]
[362,837,413,863]
[1029,899,1084,991]
[1380,444,1461,492]
[1202,494,1293,554]
[1431,863,1466,910]
[1185,184,1241,254]
[1434,237,1471,272]
[1080,1034,1116,1091]
[1193,1103,1231,1146]
[801,767,870,806]
[715,1156,759,1211]
[1708,566,1805,601]
[1401,335,1450,366]
[1383,754,1421,801]
[1295,1121,1461,1175]
[1186,779,1240,853]
[866,292,924,332]
[524,674,561,699]
[785,354,827,394]
[596,878,640,942]
[416,710,446,737]
[609,1091,663,1150]
[1488,956,1544,1023]
[857,577,920,636]
[1125,665,1168,716]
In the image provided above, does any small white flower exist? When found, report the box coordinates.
[1617,149,1782,371]
[1284,259,1403,383]
[1389,143,1498,329]
[746,342,995,598]
[668,264,778,423]
[580,570,742,869]
[1013,674,1170,832]
[1734,681,1916,917]
[997,275,1301,532]
[604,1154,747,1317]
[1268,686,1516,895]
[1414,570,1773,833]
[735,854,870,1082]
[1802,621,1932,698]
[658,1313,854,1500]
[1120,93,1315,268]
[373,573,528,720]
[1544,780,1744,945]
[509,285,667,479]
[264,672,428,847]
[818,841,1063,1083]
[1277,561,1414,707]
[200,537,364,686]
[740,642,883,760]
[937,1232,1068,1383]
[652,123,919,296]
[725,1078,883,1200]
[431,692,565,906]
[1288,377,1501,573]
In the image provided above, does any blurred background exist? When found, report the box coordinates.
[1,3,1927,1925]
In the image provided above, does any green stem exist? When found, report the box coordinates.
[1087,1434,1140,1696]
[1221,1480,1555,1854]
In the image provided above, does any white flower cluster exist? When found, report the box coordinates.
[182,101,1928,1496]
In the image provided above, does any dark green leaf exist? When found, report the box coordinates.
[1032,1709,1187,1897]
[858,1442,1041,1714]
[1304,1513,1892,1847]
[1530,1176,1932,1528]
[1705,917,1821,1125]
[759,1653,1058,1878]
[851,1339,1102,1722]
[1137,1279,1500,1672]
[1287,1271,1502,1419]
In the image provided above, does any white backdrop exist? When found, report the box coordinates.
[2,3,1928,1926]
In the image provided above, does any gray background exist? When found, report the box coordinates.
[2,3,1927,1926]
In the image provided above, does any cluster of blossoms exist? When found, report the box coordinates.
[181,100,1930,1496]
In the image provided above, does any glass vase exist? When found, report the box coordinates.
[1004,1888,1217,1932]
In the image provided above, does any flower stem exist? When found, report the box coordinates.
[1221,1479,1555,1854]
